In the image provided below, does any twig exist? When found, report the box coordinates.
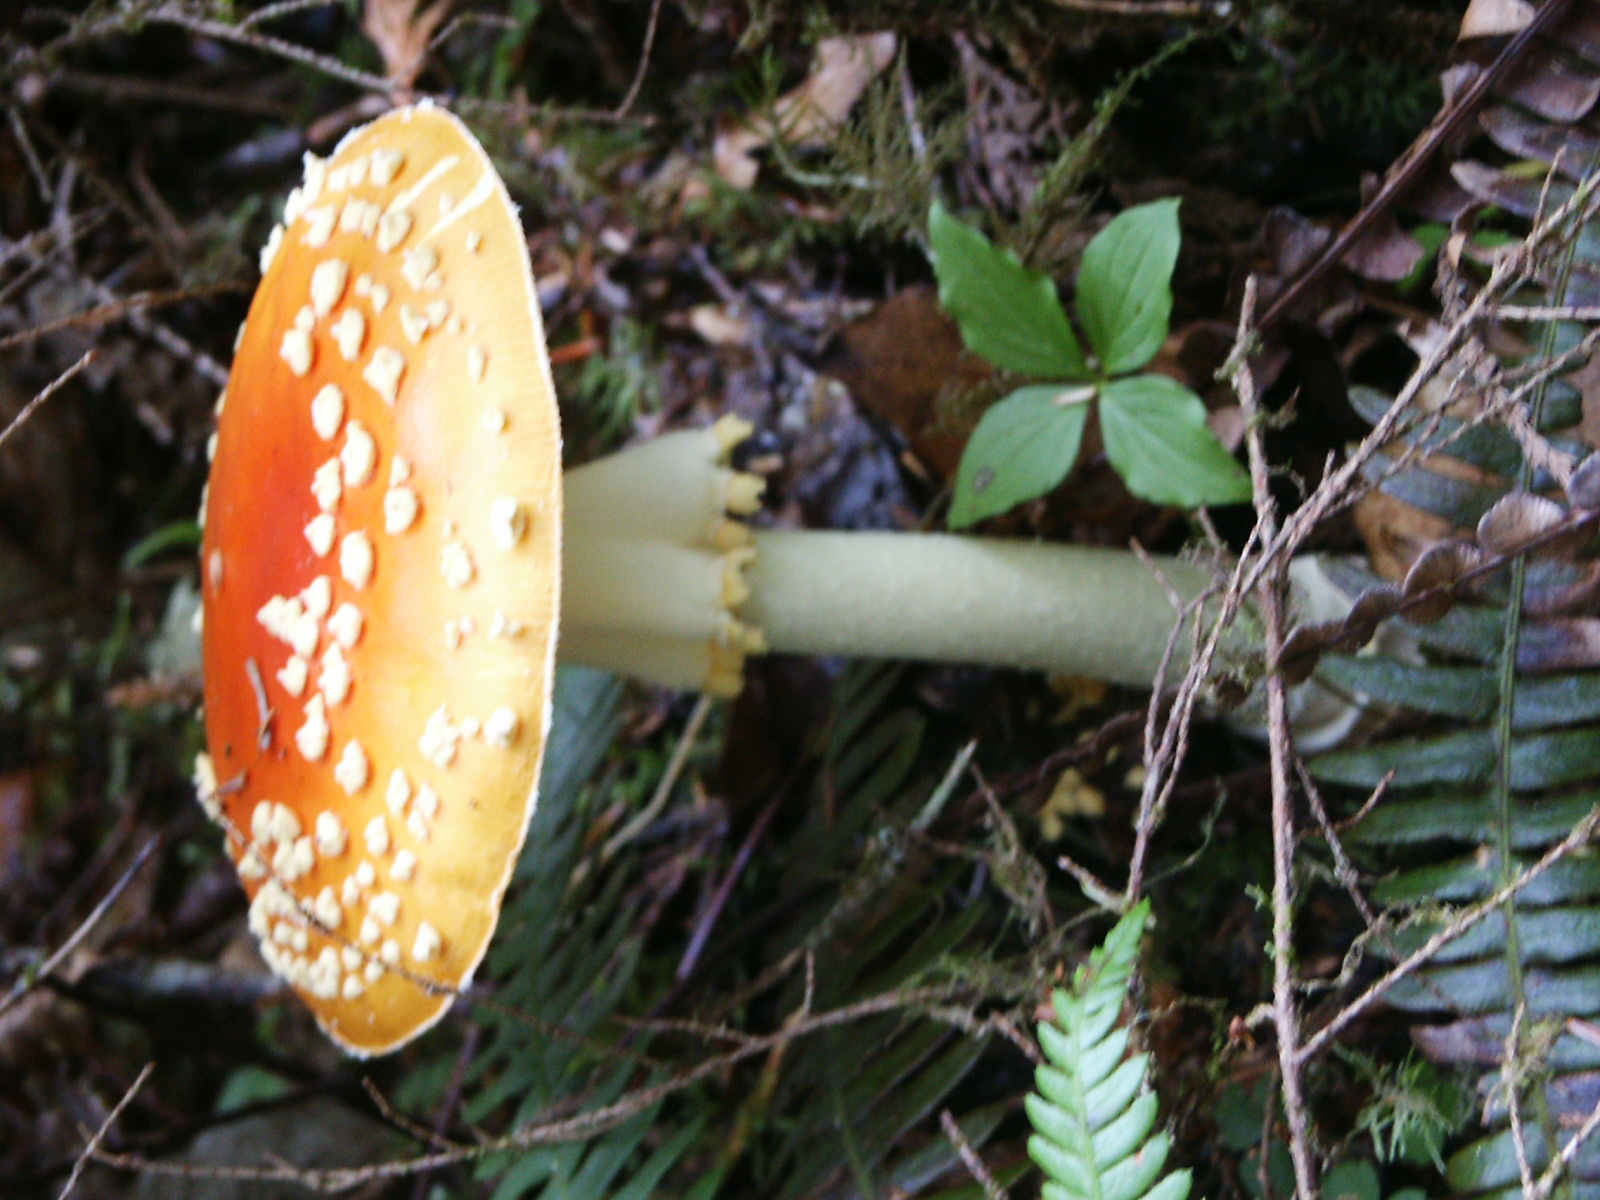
[1530,1086,1600,1200]
[46,69,295,117]
[59,1062,153,1200]
[361,1079,464,1154]
[91,986,974,1190]
[404,1025,482,1200]
[1256,0,1576,331]
[0,835,158,1019]
[1504,1005,1537,1198]
[1233,276,1319,1200]
[599,692,712,864]
[0,287,240,354]
[239,0,343,29]
[0,349,92,454]
[1295,806,1600,1063]
[6,103,54,203]
[13,238,230,385]
[940,1109,1010,1200]
[1294,760,1379,929]
[146,4,399,95]
[1242,170,1600,601]
[1124,537,1237,902]
[1494,303,1600,322]
[612,0,664,118]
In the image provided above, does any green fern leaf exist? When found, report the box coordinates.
[1027,901,1193,1200]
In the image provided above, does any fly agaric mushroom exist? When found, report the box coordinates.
[198,103,1355,1056]
[199,103,559,1055]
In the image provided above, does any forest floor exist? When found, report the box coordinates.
[3,3,1595,1199]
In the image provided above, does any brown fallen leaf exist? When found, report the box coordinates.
[1342,176,1426,282]
[1459,0,1534,40]
[1352,486,1462,581]
[362,0,454,89]
[687,303,754,347]
[714,32,897,189]
[1037,769,1105,840]
[817,283,991,480]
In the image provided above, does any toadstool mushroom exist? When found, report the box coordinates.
[199,103,1354,1055]
[199,103,559,1056]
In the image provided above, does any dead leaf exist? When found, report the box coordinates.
[1568,451,1600,509]
[1037,769,1105,840]
[1480,105,1600,179]
[817,284,990,480]
[1402,540,1483,623]
[1476,491,1570,556]
[714,32,897,189]
[1353,487,1461,580]
[1459,0,1534,40]
[1341,179,1426,282]
[362,0,453,89]
[1499,53,1600,124]
[687,303,753,347]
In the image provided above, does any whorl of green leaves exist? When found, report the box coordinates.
[1026,901,1192,1200]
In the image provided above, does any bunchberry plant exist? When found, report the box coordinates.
[930,199,1251,527]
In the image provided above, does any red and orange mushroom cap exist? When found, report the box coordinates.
[196,103,561,1056]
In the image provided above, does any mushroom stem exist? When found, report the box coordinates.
[739,529,1216,688]
[559,420,1364,748]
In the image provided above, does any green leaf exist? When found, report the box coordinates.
[1027,901,1189,1200]
[948,384,1092,528]
[1098,375,1251,508]
[929,201,1087,379]
[1076,199,1179,375]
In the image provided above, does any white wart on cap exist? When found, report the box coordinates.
[198,103,561,1056]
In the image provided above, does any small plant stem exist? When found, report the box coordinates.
[1490,173,1585,1171]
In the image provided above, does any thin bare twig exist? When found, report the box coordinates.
[46,69,295,117]
[6,104,54,203]
[1242,171,1600,602]
[146,4,399,95]
[59,1062,154,1200]
[0,349,92,454]
[1124,535,1241,902]
[1040,0,1219,13]
[91,985,973,1191]
[239,0,344,29]
[1504,1005,1537,1198]
[612,0,664,118]
[1296,806,1600,1063]
[676,781,786,981]
[0,287,239,354]
[361,1078,464,1154]
[598,692,712,865]
[1530,1087,1600,1200]
[1233,276,1319,1200]
[1294,760,1380,930]
[0,834,157,1019]
[1257,0,1576,331]
[1494,303,1600,322]
[940,1108,1010,1200]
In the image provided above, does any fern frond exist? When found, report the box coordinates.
[1026,901,1192,1200]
